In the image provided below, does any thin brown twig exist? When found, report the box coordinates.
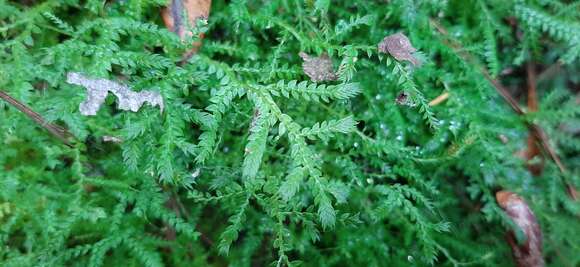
[429,19,577,200]
[526,62,539,112]
[429,92,450,106]
[430,20,525,114]
[0,90,73,147]
[525,62,544,176]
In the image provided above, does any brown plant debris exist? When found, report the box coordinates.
[161,0,212,57]
[299,52,338,82]
[428,92,449,106]
[430,18,577,200]
[378,32,420,66]
[395,91,416,107]
[496,191,544,267]
[66,72,164,116]
[0,90,73,146]
[524,62,544,176]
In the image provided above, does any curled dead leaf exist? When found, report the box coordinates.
[161,0,212,56]
[496,191,544,267]
[299,52,338,82]
[378,32,420,66]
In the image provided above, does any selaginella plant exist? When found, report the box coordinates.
[1,0,579,266]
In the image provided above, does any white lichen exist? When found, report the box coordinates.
[66,72,164,116]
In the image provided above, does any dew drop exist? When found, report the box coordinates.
[191,168,201,178]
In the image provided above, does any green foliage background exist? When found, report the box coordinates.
[1,0,579,266]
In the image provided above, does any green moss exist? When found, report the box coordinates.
[1,0,579,266]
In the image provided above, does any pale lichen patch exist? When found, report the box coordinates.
[66,72,164,116]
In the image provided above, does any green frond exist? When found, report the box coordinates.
[267,80,361,102]
[515,3,580,62]
[2,1,579,266]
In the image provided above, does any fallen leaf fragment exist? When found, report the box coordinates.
[162,0,212,56]
[66,72,164,116]
[299,52,338,82]
[378,32,420,66]
[496,191,544,267]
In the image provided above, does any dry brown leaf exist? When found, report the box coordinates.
[496,191,544,267]
[378,32,420,66]
[161,0,212,56]
[299,52,338,82]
